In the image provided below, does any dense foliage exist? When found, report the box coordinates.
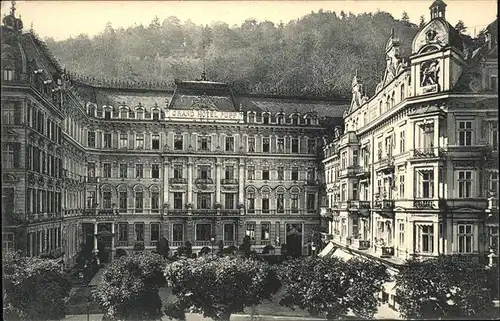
[155,236,170,257]
[277,256,389,319]
[395,257,496,319]
[45,11,420,97]
[3,251,72,321]
[92,252,166,320]
[164,254,281,321]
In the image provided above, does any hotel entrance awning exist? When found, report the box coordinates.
[318,242,335,257]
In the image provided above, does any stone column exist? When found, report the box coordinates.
[216,160,221,204]
[187,158,193,204]
[238,162,245,204]
[93,223,98,254]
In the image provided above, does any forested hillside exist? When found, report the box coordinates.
[45,10,421,98]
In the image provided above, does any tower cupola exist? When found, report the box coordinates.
[429,0,447,20]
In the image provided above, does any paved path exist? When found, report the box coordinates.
[88,267,105,286]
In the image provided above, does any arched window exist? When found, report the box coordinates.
[96,106,103,118]
[134,185,144,213]
[292,114,299,125]
[379,101,383,116]
[104,107,112,119]
[290,187,300,213]
[277,113,285,125]
[305,114,312,125]
[136,107,144,120]
[263,113,270,125]
[119,107,128,119]
[276,187,285,213]
[400,84,405,101]
[261,187,271,213]
[88,105,96,117]
[101,185,112,209]
[391,92,395,108]
[248,112,255,123]
[152,109,160,121]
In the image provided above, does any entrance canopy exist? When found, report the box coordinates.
[331,248,355,261]
[318,242,335,257]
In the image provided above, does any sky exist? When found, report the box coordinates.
[1,0,497,41]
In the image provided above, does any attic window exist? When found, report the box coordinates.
[248,112,255,123]
[263,113,269,124]
[152,110,160,120]
[277,114,284,125]
[88,105,96,117]
[136,109,144,120]
[2,69,14,81]
[104,108,111,119]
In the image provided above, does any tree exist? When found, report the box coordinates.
[455,20,467,34]
[239,235,252,257]
[3,251,72,320]
[396,257,496,320]
[277,256,389,320]
[419,15,426,27]
[401,11,410,23]
[156,236,170,257]
[164,255,281,321]
[92,252,166,320]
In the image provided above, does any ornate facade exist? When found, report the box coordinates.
[1,5,348,266]
[321,0,498,307]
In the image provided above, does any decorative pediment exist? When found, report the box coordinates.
[4,128,19,138]
[3,173,18,182]
[190,93,219,111]
[413,19,449,54]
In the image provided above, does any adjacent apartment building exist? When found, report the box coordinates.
[321,0,498,296]
[1,4,348,267]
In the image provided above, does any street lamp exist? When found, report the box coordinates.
[210,237,215,253]
[311,242,316,256]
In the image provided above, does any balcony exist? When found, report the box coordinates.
[413,199,440,210]
[375,155,394,173]
[171,241,184,247]
[338,166,358,179]
[221,178,238,185]
[195,178,214,185]
[191,209,218,216]
[351,238,370,250]
[374,245,394,258]
[223,241,236,247]
[169,178,187,184]
[194,241,212,247]
[338,131,359,148]
[245,209,317,216]
[86,176,100,183]
[409,147,446,161]
[355,166,370,180]
[444,198,489,211]
[373,200,395,218]
[116,241,128,247]
[260,240,272,246]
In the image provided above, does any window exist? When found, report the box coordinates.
[385,136,393,157]
[263,137,270,152]
[174,134,183,150]
[400,84,405,101]
[135,190,143,213]
[377,141,383,160]
[151,164,159,179]
[225,165,234,180]
[172,224,184,242]
[277,167,284,180]
[489,226,498,253]
[291,167,299,181]
[3,69,14,81]
[87,163,96,178]
[262,169,269,181]
[247,167,255,180]
[174,165,183,179]
[458,121,473,146]
[246,223,256,240]
[308,139,316,154]
[174,192,183,209]
[277,114,284,125]
[104,133,112,148]
[119,191,127,212]
[248,137,255,152]
[352,183,358,200]
[196,224,212,241]
[291,192,299,212]
[490,122,498,149]
[199,135,210,151]
[120,133,128,148]
[224,224,234,241]
[248,113,255,123]
[490,172,499,198]
[400,131,405,153]
[152,134,160,150]
[341,151,347,169]
[88,131,96,148]
[198,165,211,180]
[136,109,144,119]
[225,193,235,209]
[119,164,127,178]
[458,224,473,253]
[225,136,234,152]
[291,138,299,153]
[151,191,159,212]
[103,163,111,178]
[306,193,315,212]
[277,192,284,213]
[2,233,14,252]
[399,175,405,198]
[104,109,111,119]
[135,223,144,241]
[2,144,15,168]
[417,170,434,198]
[398,221,405,247]
[261,223,270,240]
[136,134,144,149]
[263,113,269,124]
[247,191,255,212]
[307,168,315,182]
[262,189,270,213]
[118,223,128,241]
[136,164,144,178]
[197,193,211,209]
[353,150,359,166]
[491,75,498,91]
[418,225,434,253]
[458,171,472,198]
[150,223,160,242]
[277,138,285,153]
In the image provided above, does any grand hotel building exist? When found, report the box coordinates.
[320,0,498,308]
[1,5,348,266]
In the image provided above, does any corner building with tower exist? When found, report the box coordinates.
[1,3,348,266]
[321,0,498,309]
